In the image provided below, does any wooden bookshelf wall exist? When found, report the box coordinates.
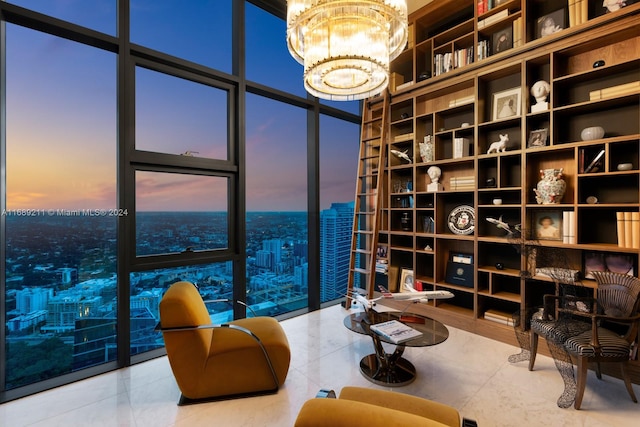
[370,0,640,382]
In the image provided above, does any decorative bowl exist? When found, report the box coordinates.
[580,126,605,141]
[617,163,633,171]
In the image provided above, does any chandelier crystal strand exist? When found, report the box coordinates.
[286,0,408,101]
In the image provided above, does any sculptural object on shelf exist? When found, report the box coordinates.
[426,166,442,192]
[530,80,550,112]
[603,0,626,12]
[390,149,412,164]
[419,135,434,162]
[534,168,566,204]
[487,134,509,154]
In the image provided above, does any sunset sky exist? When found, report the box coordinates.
[5,1,359,212]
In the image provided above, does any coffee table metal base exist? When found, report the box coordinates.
[359,353,416,387]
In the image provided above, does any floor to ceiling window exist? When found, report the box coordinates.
[245,93,309,315]
[3,23,117,389]
[1,0,360,402]
[319,115,360,303]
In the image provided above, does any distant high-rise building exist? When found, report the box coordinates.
[16,287,53,314]
[320,202,354,301]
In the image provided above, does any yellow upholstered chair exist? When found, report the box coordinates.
[158,281,290,404]
[294,386,468,427]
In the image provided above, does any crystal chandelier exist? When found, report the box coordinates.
[286,0,408,101]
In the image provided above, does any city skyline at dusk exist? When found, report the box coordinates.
[5,1,359,213]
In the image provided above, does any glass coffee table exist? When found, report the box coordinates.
[344,310,449,386]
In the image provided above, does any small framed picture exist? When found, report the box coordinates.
[537,9,565,39]
[492,27,513,55]
[528,128,548,148]
[492,87,521,121]
[584,251,635,279]
[533,210,562,241]
[400,268,414,292]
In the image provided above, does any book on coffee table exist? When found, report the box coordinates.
[370,320,423,344]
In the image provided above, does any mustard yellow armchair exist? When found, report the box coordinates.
[158,281,290,405]
[294,387,471,427]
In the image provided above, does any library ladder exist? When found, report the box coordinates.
[345,91,390,308]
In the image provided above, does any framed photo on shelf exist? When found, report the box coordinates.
[532,210,562,241]
[492,87,521,121]
[537,9,565,39]
[584,251,635,279]
[492,27,513,55]
[399,268,414,292]
[528,128,548,147]
[376,245,388,259]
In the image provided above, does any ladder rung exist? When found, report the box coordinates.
[353,248,372,255]
[352,268,371,275]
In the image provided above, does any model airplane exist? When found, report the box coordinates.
[345,290,382,311]
[377,285,454,302]
[390,149,412,164]
[486,216,520,235]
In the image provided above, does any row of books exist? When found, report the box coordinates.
[562,211,576,244]
[449,176,475,191]
[433,46,476,77]
[568,0,589,27]
[616,212,640,249]
[453,137,471,159]
[477,40,490,61]
[589,81,640,101]
[512,16,523,48]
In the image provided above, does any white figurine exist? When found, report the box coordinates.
[390,149,412,164]
[427,166,443,192]
[530,80,550,112]
[603,0,626,12]
[487,134,509,154]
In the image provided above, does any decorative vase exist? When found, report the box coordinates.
[580,126,605,141]
[534,168,566,204]
[419,135,434,163]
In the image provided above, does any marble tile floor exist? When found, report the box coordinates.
[1,303,638,427]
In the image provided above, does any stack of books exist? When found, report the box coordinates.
[375,261,388,274]
[449,176,475,191]
[616,211,640,249]
[484,309,515,326]
[477,40,490,61]
[370,320,423,344]
[589,82,640,101]
[568,0,589,27]
[478,9,509,29]
[448,95,475,108]
[393,133,413,142]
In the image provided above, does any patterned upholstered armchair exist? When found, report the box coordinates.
[564,271,640,409]
[528,271,640,409]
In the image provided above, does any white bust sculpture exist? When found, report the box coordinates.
[530,80,550,112]
[427,166,443,192]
